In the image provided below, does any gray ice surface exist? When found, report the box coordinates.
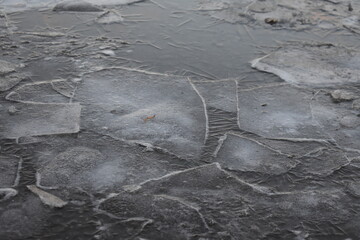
[0,155,19,188]
[100,162,358,239]
[0,102,81,139]
[0,61,25,92]
[76,68,206,159]
[237,84,324,138]
[251,42,360,87]
[35,131,194,192]
[0,0,360,239]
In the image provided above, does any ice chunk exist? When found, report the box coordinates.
[215,134,298,175]
[53,1,103,12]
[312,91,360,150]
[251,42,360,87]
[0,60,25,92]
[6,80,74,103]
[237,84,324,138]
[77,69,206,159]
[330,89,358,102]
[0,60,17,75]
[0,0,145,12]
[0,103,81,139]
[0,74,26,92]
[38,146,105,187]
[215,133,348,177]
[27,185,67,208]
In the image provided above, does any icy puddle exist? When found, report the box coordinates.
[1,0,360,239]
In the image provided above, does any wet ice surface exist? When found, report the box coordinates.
[0,0,360,239]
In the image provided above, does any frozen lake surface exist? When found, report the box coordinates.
[1,0,360,239]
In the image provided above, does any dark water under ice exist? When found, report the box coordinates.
[1,0,360,239]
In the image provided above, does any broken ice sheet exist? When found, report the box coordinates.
[197,0,360,32]
[35,131,193,192]
[0,102,81,139]
[76,69,206,159]
[215,133,349,178]
[312,91,360,150]
[237,84,324,139]
[6,79,75,103]
[100,162,357,239]
[251,42,360,87]
[214,134,298,175]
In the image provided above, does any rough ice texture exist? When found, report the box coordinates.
[0,74,26,92]
[100,162,357,239]
[237,84,324,138]
[0,156,19,187]
[197,0,360,31]
[0,60,17,75]
[0,103,81,139]
[0,195,47,239]
[77,69,206,159]
[0,60,25,92]
[35,131,193,192]
[251,42,360,87]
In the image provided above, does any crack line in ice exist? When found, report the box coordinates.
[235,80,241,129]
[227,132,294,157]
[188,77,209,144]
[82,66,169,77]
[154,194,211,230]
[85,129,193,163]
[12,156,23,187]
[124,162,275,195]
[238,82,289,92]
[212,133,227,157]
[123,163,219,192]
